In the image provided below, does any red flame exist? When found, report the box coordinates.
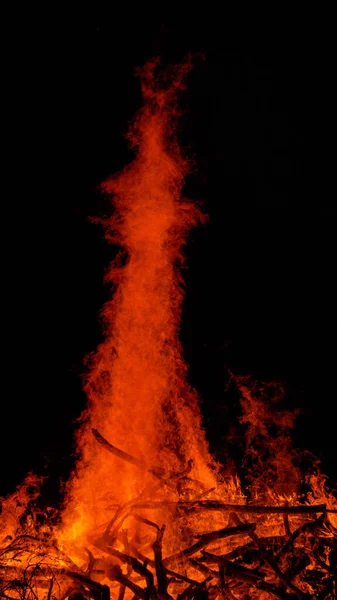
[59,58,221,550]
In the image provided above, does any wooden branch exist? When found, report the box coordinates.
[176,500,330,515]
[85,547,96,574]
[122,529,133,578]
[104,505,125,539]
[65,570,111,599]
[91,428,193,486]
[133,514,160,531]
[98,546,154,595]
[176,578,211,600]
[192,488,215,501]
[283,511,291,538]
[188,558,217,578]
[165,568,203,587]
[152,525,170,598]
[231,511,307,599]
[130,500,332,515]
[127,544,156,569]
[255,580,301,600]
[248,528,307,599]
[118,584,126,600]
[277,512,326,562]
[163,523,255,566]
[200,551,265,583]
[108,565,147,600]
[91,428,166,481]
[128,544,202,586]
[91,429,197,490]
[110,512,132,540]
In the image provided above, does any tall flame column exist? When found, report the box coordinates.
[60,60,217,545]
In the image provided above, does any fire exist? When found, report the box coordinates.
[59,58,221,550]
[1,59,336,600]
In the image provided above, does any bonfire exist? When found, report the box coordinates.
[1,59,336,600]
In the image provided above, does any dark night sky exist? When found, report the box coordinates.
[1,12,336,501]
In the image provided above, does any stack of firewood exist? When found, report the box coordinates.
[1,430,336,600]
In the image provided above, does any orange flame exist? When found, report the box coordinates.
[1,58,336,600]
[59,59,220,548]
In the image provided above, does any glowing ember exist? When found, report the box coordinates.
[1,59,336,600]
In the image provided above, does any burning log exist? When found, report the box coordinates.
[3,468,336,599]
[2,476,337,599]
[2,436,336,600]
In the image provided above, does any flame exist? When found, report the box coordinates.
[1,58,336,600]
[59,59,220,551]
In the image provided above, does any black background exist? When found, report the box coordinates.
[1,11,336,501]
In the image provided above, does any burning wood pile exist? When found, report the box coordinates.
[1,59,336,599]
[1,428,336,599]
